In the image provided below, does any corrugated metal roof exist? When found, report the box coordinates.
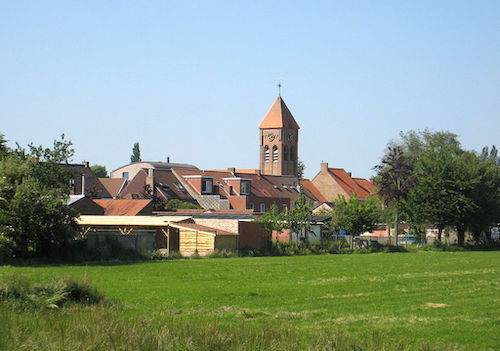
[76,215,192,226]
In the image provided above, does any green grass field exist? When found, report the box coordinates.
[0,251,499,350]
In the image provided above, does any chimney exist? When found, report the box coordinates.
[321,162,328,172]
[83,161,90,168]
[227,167,236,176]
[81,175,85,196]
[167,156,170,163]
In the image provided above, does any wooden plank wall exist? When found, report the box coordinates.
[178,229,215,255]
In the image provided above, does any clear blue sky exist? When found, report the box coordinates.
[1,1,499,179]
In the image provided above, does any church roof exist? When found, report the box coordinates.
[258,96,300,130]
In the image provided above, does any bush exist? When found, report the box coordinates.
[207,249,237,259]
[0,275,106,311]
[150,250,184,260]
[0,231,15,263]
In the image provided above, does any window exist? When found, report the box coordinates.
[272,145,278,162]
[290,146,296,161]
[264,145,270,162]
[122,172,129,179]
[173,182,185,191]
[282,204,288,212]
[249,203,254,210]
[284,146,289,161]
[260,203,266,212]
[202,179,212,193]
[147,168,154,177]
[240,182,250,195]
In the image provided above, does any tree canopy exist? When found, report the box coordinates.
[0,133,78,259]
[91,164,108,178]
[375,129,500,245]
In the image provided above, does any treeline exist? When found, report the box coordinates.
[375,130,499,245]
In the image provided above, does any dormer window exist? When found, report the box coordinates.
[173,182,185,191]
[122,172,129,180]
[202,179,212,193]
[240,182,250,195]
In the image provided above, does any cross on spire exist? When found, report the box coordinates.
[278,80,282,97]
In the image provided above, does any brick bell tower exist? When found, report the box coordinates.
[259,96,300,176]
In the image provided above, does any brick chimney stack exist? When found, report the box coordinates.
[320,162,328,173]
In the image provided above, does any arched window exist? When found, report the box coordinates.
[290,146,296,161]
[284,146,289,161]
[264,145,270,162]
[272,145,278,162]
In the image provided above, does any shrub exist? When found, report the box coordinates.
[0,231,15,262]
[150,250,184,260]
[0,275,106,311]
[207,249,237,259]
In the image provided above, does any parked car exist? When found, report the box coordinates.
[398,235,416,245]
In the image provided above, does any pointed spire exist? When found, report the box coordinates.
[258,96,300,130]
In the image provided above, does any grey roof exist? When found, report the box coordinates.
[67,195,85,205]
[113,162,198,173]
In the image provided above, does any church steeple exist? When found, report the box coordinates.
[259,97,300,177]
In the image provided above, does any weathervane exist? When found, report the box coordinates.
[278,79,282,97]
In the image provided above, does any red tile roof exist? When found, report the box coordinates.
[99,178,126,198]
[93,199,153,216]
[327,168,373,199]
[258,97,300,130]
[353,178,376,196]
[299,179,327,202]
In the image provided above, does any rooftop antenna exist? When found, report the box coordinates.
[277,79,282,97]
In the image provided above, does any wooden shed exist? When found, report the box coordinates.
[76,215,238,256]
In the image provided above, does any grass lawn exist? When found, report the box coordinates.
[0,251,499,350]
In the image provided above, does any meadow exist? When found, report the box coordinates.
[0,251,498,350]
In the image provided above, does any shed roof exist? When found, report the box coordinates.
[76,215,192,226]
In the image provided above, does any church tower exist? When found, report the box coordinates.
[259,96,300,176]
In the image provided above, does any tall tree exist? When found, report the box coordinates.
[131,142,141,163]
[375,146,414,245]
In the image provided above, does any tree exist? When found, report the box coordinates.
[131,142,141,163]
[322,193,380,248]
[91,164,108,178]
[166,199,200,211]
[0,135,79,258]
[455,151,500,244]
[375,146,414,245]
[0,133,10,160]
[297,159,306,179]
[283,192,313,247]
[28,133,74,163]
[404,133,473,243]
[255,203,284,237]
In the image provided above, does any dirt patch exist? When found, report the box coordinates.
[426,302,447,308]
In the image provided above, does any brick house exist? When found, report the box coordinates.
[311,162,376,202]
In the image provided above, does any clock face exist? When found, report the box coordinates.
[267,134,275,142]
